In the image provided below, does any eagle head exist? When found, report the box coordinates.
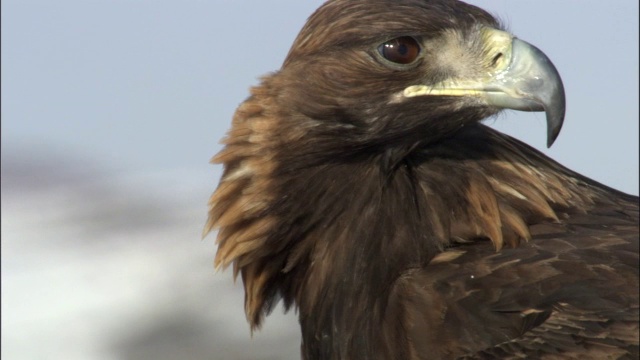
[206,0,569,340]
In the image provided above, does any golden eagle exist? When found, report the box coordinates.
[205,0,639,358]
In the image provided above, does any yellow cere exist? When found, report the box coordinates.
[480,27,513,75]
[403,84,485,98]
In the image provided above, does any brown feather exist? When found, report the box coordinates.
[205,0,639,358]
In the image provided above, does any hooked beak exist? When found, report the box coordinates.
[403,28,566,147]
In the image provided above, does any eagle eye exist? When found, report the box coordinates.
[377,36,421,65]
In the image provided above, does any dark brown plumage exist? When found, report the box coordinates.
[205,1,639,358]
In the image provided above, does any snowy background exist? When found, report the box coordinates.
[2,1,637,359]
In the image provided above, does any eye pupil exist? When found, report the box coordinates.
[378,36,420,65]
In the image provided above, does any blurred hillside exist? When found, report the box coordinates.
[1,151,301,360]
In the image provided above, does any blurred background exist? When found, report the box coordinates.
[2,1,637,359]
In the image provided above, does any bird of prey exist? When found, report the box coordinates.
[204,0,639,358]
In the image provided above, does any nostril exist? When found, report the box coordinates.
[491,53,503,67]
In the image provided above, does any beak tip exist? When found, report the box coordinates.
[546,112,565,148]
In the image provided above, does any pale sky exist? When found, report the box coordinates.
[2,0,638,195]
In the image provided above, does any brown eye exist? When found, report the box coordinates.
[378,36,420,64]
